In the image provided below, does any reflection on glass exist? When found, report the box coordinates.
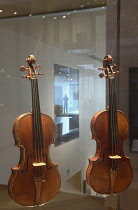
[54,64,79,146]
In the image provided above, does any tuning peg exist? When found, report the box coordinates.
[20,66,28,72]
[21,75,31,78]
[99,73,105,78]
[35,64,41,70]
[98,67,102,71]
[36,73,43,75]
[99,73,109,79]
[112,64,117,70]
[98,67,106,71]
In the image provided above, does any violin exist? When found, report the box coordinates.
[8,55,61,206]
[86,55,133,194]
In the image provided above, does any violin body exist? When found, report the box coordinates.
[8,112,61,206]
[8,55,60,206]
[86,109,133,194]
[86,55,133,194]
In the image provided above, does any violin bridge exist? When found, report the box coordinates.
[109,155,121,159]
[33,162,46,166]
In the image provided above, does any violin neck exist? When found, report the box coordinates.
[109,77,118,148]
[31,78,41,116]
[31,78,43,151]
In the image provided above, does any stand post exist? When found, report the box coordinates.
[105,193,120,210]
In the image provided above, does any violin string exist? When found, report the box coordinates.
[32,76,42,177]
[34,78,41,177]
[34,79,40,163]
[109,78,114,170]
[29,63,45,177]
[112,78,115,151]
[112,80,115,170]
[38,81,45,176]
[110,77,118,171]
[114,78,119,170]
[35,79,40,161]
[35,79,41,163]
[31,78,38,177]
[36,79,41,177]
[112,76,119,171]
[35,79,40,178]
[113,78,117,170]
[34,77,44,177]
[113,80,117,170]
[35,77,44,177]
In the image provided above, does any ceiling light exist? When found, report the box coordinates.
[54,17,57,20]
[0,10,2,13]
[63,16,66,18]
[14,12,17,15]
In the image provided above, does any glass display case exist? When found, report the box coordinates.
[0,0,137,209]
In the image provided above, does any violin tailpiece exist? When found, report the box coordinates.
[34,177,45,206]
[110,170,118,194]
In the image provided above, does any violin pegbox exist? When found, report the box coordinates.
[98,55,119,79]
[20,55,42,79]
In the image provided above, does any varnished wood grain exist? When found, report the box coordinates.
[8,113,61,206]
[86,110,133,194]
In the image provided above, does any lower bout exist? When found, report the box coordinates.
[8,167,61,206]
[86,162,133,194]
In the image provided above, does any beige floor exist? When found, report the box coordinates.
[0,185,105,210]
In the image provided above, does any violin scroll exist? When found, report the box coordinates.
[20,55,42,79]
[98,55,119,79]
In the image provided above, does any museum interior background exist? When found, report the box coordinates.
[0,0,138,209]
